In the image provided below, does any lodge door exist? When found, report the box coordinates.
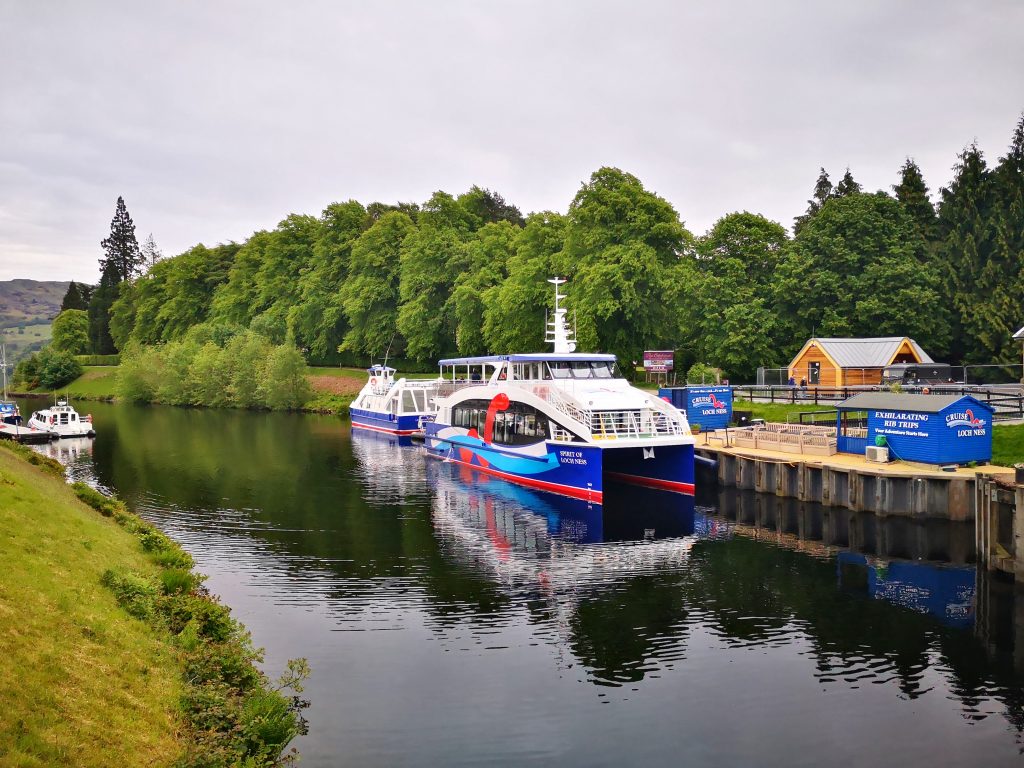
[808,362,821,385]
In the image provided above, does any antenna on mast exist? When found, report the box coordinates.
[545,277,577,353]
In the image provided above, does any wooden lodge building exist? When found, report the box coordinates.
[787,337,932,387]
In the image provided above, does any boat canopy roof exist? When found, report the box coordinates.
[438,353,617,366]
[367,364,396,374]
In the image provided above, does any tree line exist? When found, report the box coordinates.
[67,113,1024,383]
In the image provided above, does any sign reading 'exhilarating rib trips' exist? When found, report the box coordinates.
[861,396,993,464]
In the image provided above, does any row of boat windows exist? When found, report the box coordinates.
[444,361,619,382]
[452,399,556,446]
[32,412,77,423]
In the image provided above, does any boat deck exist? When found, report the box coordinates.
[0,423,55,444]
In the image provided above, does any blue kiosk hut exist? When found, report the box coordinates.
[835,392,994,464]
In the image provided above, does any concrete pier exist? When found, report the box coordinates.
[696,440,1003,520]
[976,474,1024,578]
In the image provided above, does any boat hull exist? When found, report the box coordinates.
[26,418,93,438]
[350,408,427,436]
[424,424,694,504]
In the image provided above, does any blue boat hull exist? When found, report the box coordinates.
[350,408,425,436]
[425,423,694,505]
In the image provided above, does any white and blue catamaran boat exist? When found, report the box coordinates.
[424,279,695,505]
[349,364,437,437]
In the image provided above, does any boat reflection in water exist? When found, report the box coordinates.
[34,435,94,465]
[349,430,429,506]
[426,457,698,591]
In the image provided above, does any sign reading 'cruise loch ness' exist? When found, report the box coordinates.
[865,397,993,464]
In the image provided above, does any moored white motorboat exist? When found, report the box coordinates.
[27,399,96,438]
[424,279,695,505]
[349,364,439,437]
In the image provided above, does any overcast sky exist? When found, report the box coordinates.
[2,1,1022,283]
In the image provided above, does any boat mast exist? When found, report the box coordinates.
[545,277,577,354]
[1,343,7,401]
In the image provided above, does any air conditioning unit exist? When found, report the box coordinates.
[865,446,889,463]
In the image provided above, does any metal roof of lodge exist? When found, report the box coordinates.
[837,392,993,413]
[438,353,617,365]
[802,337,934,368]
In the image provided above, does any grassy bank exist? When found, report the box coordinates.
[0,442,308,766]
[0,444,181,765]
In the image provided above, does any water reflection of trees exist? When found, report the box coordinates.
[72,402,1024,735]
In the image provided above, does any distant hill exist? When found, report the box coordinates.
[0,279,72,363]
[0,279,71,328]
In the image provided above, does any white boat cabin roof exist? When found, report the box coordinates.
[438,353,616,366]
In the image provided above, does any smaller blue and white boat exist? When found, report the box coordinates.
[349,364,438,437]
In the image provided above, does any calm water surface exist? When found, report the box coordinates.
[24,399,1024,766]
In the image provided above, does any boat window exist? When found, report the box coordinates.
[591,361,615,379]
[402,390,417,413]
[570,361,592,379]
[547,362,572,379]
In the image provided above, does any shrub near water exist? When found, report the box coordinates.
[70,481,310,766]
[118,327,311,410]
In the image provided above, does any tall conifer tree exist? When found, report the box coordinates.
[89,196,143,353]
[937,143,996,364]
[793,168,833,234]
[893,159,939,244]
[834,167,862,197]
[60,281,88,311]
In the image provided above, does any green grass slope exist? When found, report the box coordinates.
[0,447,181,767]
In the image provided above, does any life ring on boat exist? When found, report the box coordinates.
[370,377,377,386]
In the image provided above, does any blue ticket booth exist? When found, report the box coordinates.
[658,385,733,430]
[835,392,993,464]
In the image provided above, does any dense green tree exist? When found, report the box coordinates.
[559,167,693,369]
[253,215,322,344]
[397,192,477,362]
[834,167,862,197]
[88,261,121,354]
[693,212,789,379]
[156,243,239,341]
[99,196,144,283]
[16,346,83,390]
[209,231,273,327]
[981,115,1024,370]
[367,201,419,223]
[289,201,367,360]
[340,211,416,358]
[776,192,949,358]
[141,233,163,270]
[51,309,90,354]
[261,344,313,410]
[449,221,517,355]
[937,143,996,364]
[60,281,89,311]
[893,159,939,242]
[482,212,567,353]
[456,186,525,227]
[793,168,833,234]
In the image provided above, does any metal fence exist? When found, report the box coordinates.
[733,384,1024,422]
[757,364,1024,386]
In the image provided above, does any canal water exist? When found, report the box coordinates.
[23,399,1024,766]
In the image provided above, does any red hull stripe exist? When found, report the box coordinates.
[351,422,419,436]
[605,471,695,495]
[435,453,603,504]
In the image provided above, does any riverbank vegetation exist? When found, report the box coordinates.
[117,328,312,410]
[0,441,309,766]
[63,113,1024,386]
